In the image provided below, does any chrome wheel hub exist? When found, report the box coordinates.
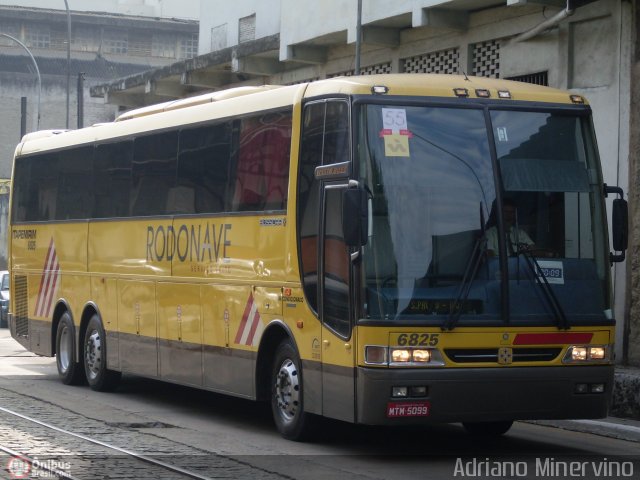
[58,326,72,372]
[275,358,300,423]
[85,329,102,380]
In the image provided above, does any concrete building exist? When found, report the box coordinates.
[0,3,199,267]
[87,0,640,366]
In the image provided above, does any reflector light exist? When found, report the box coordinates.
[475,89,490,98]
[365,345,387,364]
[497,90,511,99]
[372,85,389,95]
[570,95,585,104]
[453,88,469,97]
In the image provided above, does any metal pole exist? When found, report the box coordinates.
[64,0,71,129]
[355,0,362,75]
[77,72,85,129]
[20,97,27,139]
[0,33,41,131]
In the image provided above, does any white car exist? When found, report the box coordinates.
[0,270,9,328]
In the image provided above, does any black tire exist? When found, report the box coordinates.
[270,339,314,441]
[55,312,85,385]
[462,420,513,437]
[83,314,121,392]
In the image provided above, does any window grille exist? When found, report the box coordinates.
[403,48,460,74]
[179,34,198,59]
[505,71,549,86]
[239,14,256,44]
[473,40,500,78]
[103,29,128,55]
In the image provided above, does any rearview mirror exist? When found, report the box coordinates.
[612,198,628,253]
[342,188,368,247]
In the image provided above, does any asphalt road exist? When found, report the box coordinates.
[0,328,638,480]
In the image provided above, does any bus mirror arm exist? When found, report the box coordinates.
[604,184,628,263]
[342,187,369,248]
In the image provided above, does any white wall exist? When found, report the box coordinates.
[198,0,280,55]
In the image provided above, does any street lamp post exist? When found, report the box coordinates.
[64,0,71,129]
[0,33,41,131]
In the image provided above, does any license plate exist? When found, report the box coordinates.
[386,401,430,418]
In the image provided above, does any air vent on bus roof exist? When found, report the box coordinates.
[115,85,284,122]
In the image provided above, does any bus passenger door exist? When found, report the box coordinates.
[320,184,356,422]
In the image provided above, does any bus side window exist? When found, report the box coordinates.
[178,122,232,214]
[94,141,133,219]
[232,110,292,212]
[131,132,178,217]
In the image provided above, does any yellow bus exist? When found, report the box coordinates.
[9,74,628,440]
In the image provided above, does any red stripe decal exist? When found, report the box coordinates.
[245,305,261,346]
[234,293,254,344]
[34,238,55,316]
[513,333,594,345]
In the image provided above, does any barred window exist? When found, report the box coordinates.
[103,29,128,55]
[26,26,50,49]
[152,34,176,58]
[179,34,198,59]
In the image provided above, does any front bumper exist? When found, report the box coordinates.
[357,365,613,425]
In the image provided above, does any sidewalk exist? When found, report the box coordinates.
[612,366,640,419]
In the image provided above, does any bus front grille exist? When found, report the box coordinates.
[444,348,563,364]
[14,275,28,337]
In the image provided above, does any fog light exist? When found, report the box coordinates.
[365,346,387,365]
[392,386,408,398]
[391,349,411,363]
[575,383,589,394]
[572,347,588,361]
[409,386,428,397]
[412,349,431,363]
[588,346,606,360]
[590,383,605,394]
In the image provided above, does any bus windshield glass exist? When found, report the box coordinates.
[359,104,609,326]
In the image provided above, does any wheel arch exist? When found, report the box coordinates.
[255,320,295,402]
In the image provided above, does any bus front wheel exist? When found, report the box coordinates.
[83,315,121,392]
[270,339,313,441]
[462,420,513,436]
[55,312,85,385]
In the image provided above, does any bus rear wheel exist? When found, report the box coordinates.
[270,339,313,441]
[55,312,85,385]
[83,315,121,392]
[462,420,513,436]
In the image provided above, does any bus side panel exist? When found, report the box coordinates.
[12,223,88,356]
[157,282,203,387]
[202,283,254,398]
[117,279,158,377]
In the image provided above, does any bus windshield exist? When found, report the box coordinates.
[359,104,610,327]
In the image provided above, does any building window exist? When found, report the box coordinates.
[179,34,198,59]
[73,26,99,52]
[103,29,128,55]
[0,22,19,46]
[26,25,51,49]
[328,62,391,78]
[473,40,500,78]
[403,48,460,74]
[152,34,176,58]
[238,14,256,43]
[211,23,227,51]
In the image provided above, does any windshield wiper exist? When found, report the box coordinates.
[518,248,570,330]
[442,234,487,332]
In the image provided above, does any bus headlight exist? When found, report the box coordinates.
[390,349,411,363]
[563,345,610,364]
[365,346,445,367]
